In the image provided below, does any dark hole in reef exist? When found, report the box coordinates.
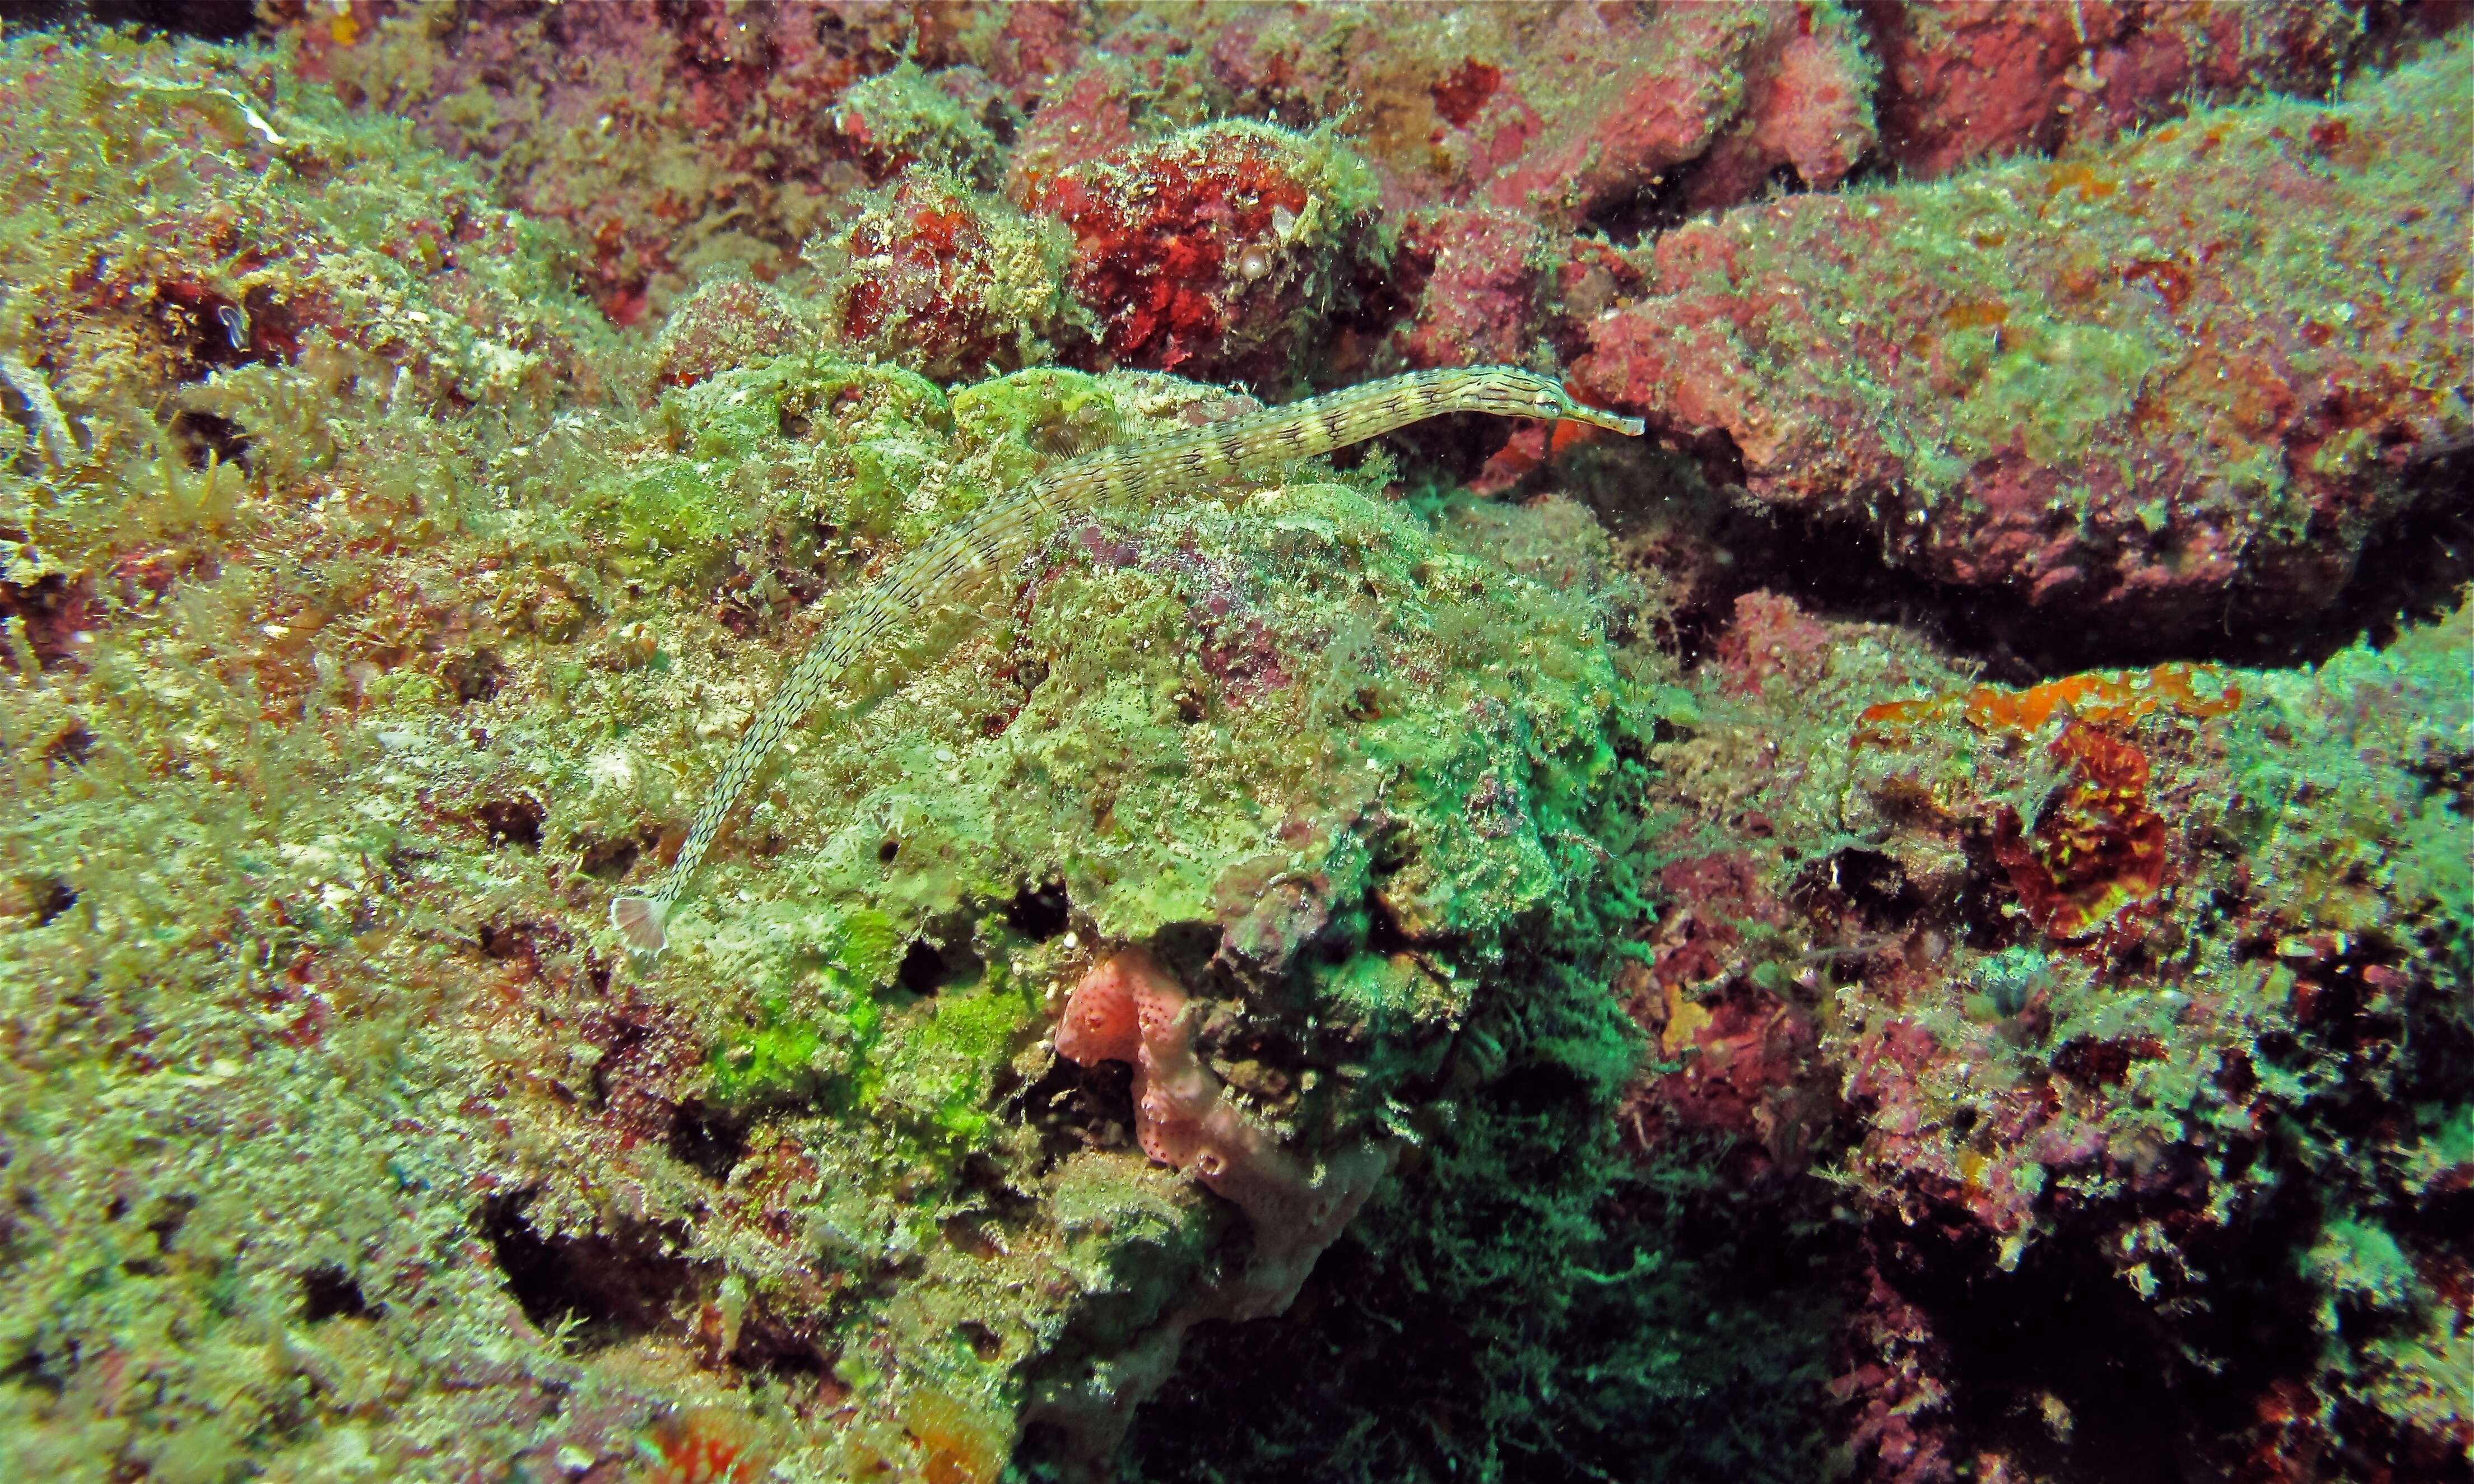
[980,95,1017,147]
[19,0,263,40]
[1,571,101,672]
[0,1348,66,1399]
[730,1314,834,1380]
[1829,847,1922,927]
[299,1264,378,1322]
[878,837,901,864]
[31,878,76,927]
[1867,1175,2343,1483]
[448,648,509,704]
[43,721,93,767]
[1019,1053,1135,1169]
[103,1194,128,1222]
[476,796,544,850]
[1362,887,1420,956]
[957,1320,1005,1360]
[481,1191,696,1350]
[1582,159,1712,248]
[578,833,643,881]
[1003,880,1071,941]
[668,1101,747,1183]
[1147,921,1225,984]
[166,408,252,471]
[2317,441,2474,659]
[477,920,540,961]
[1486,1059,1589,1119]
[147,283,261,383]
[2413,746,2474,813]
[897,933,984,995]
[141,1195,196,1260]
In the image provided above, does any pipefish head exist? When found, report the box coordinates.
[1458,367,1646,438]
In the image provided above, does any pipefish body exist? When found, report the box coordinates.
[610,365,1644,955]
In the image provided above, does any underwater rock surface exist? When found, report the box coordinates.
[1,6,2468,1483]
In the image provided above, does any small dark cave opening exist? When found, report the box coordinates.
[1854,1169,2463,1484]
[667,1100,748,1183]
[481,1191,696,1350]
[1554,427,2474,685]
[299,1264,379,1323]
[0,0,261,40]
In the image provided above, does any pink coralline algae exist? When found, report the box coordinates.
[1203,0,1876,221]
[1867,0,2466,178]
[1572,49,2471,644]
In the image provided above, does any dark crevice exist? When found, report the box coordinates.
[31,878,76,926]
[43,721,94,767]
[475,796,544,850]
[896,914,987,995]
[1582,160,1711,249]
[578,832,645,881]
[0,0,262,40]
[1860,1171,2431,1483]
[481,1191,696,1351]
[667,1101,747,1183]
[448,648,509,704]
[299,1264,379,1322]
[1019,1050,1135,1171]
[1003,879,1072,941]
[1588,441,2473,685]
[166,408,252,471]
[0,572,102,672]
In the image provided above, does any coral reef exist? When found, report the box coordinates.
[1620,589,2474,1480]
[1017,122,1386,385]
[1573,38,2471,648]
[1866,0,2466,178]
[4,4,2471,1483]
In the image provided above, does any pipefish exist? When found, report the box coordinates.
[611,365,1644,954]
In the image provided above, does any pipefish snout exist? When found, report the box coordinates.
[610,366,1643,955]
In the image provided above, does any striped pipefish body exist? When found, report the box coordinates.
[611,366,1643,954]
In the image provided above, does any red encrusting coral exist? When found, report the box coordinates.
[1020,125,1374,384]
[834,173,1060,382]
[645,1406,771,1484]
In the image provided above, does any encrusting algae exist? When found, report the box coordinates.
[612,367,1644,955]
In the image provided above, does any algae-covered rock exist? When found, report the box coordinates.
[0,35,1650,1480]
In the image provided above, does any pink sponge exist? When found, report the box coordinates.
[1057,947,1390,1318]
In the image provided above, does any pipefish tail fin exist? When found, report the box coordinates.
[611,893,670,955]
